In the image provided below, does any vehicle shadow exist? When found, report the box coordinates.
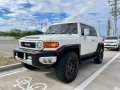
[28,57,107,89]
[104,48,119,51]
[44,59,106,86]
[34,67,61,82]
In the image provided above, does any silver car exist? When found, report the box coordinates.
[104,36,120,51]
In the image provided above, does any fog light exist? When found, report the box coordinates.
[39,57,57,64]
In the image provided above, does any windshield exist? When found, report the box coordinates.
[46,23,77,34]
[105,37,118,40]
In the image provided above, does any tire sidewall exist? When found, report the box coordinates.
[55,52,79,83]
[95,47,104,64]
[99,48,104,62]
[65,54,79,81]
[117,46,120,51]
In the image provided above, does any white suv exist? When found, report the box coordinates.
[14,22,104,83]
[104,36,120,51]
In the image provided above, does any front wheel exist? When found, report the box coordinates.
[22,63,37,70]
[55,52,79,83]
[94,48,104,64]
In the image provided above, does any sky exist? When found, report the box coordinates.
[0,0,119,35]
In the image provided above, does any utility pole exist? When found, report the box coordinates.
[113,0,117,36]
[108,0,120,36]
[98,21,101,31]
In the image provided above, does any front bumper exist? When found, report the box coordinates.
[14,48,57,67]
[104,44,118,48]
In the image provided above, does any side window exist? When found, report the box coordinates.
[90,27,97,36]
[68,23,77,34]
[80,24,91,36]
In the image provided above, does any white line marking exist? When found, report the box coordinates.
[74,53,120,90]
[0,63,21,69]
[115,86,120,90]
[0,68,26,78]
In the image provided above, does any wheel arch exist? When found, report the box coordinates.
[96,43,104,55]
[56,44,81,60]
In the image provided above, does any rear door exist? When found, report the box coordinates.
[89,26,98,52]
[80,24,93,55]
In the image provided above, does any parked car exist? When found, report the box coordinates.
[104,36,120,51]
[14,22,104,83]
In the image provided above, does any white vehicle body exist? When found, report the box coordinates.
[18,23,103,55]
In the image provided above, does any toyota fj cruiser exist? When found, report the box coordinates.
[14,22,104,83]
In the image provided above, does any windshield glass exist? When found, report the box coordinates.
[46,23,77,34]
[105,37,118,40]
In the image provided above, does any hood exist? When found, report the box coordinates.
[20,34,78,41]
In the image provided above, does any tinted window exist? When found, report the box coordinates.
[105,37,118,40]
[46,23,77,34]
[90,27,97,36]
[80,24,91,36]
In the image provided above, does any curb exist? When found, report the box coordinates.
[0,63,23,72]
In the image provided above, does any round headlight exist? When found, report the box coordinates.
[37,42,43,49]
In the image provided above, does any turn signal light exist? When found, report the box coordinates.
[44,42,59,48]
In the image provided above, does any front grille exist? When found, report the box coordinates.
[104,45,117,46]
[104,42,113,43]
[21,42,36,48]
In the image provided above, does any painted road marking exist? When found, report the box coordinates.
[13,77,47,90]
[74,53,120,90]
[0,63,21,69]
[0,68,26,78]
[115,87,120,90]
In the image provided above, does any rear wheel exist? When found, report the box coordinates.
[22,63,37,70]
[55,52,79,83]
[106,48,109,50]
[94,47,104,64]
[116,46,120,51]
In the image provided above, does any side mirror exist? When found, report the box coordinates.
[84,29,90,36]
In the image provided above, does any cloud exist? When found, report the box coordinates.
[0,0,110,35]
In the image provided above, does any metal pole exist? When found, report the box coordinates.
[41,23,42,32]
[113,0,117,36]
[107,19,111,36]
[98,21,101,31]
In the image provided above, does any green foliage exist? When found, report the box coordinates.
[0,29,43,39]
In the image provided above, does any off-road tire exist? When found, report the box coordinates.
[94,47,104,64]
[116,46,120,51]
[55,52,79,83]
